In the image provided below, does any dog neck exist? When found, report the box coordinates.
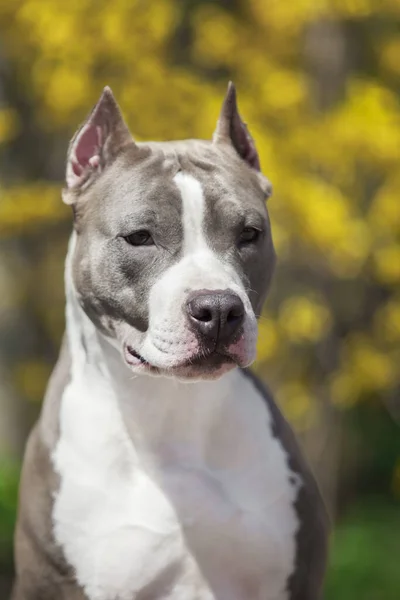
[63,232,236,465]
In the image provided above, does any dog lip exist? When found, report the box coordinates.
[127,347,146,363]
[185,350,236,366]
[169,350,239,371]
[123,344,238,373]
[125,345,150,367]
[169,352,238,378]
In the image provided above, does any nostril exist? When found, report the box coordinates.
[227,312,239,323]
[227,306,244,322]
[187,299,215,323]
[195,307,213,322]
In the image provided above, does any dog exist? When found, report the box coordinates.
[12,83,329,600]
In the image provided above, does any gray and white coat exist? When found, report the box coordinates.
[12,84,329,600]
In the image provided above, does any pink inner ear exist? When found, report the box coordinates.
[72,124,102,175]
[233,119,260,171]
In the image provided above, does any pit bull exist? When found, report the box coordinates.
[12,83,329,600]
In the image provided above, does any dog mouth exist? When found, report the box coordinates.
[124,344,237,375]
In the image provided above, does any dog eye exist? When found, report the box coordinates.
[124,230,154,246]
[238,227,260,245]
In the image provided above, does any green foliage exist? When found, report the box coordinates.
[0,461,19,568]
[345,403,400,497]
[325,499,400,600]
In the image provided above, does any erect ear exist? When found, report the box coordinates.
[213,82,272,197]
[213,82,262,171]
[63,87,134,203]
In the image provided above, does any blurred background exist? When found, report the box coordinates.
[0,0,399,597]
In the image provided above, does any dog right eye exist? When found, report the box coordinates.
[124,230,154,246]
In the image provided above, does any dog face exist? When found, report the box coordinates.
[63,85,275,379]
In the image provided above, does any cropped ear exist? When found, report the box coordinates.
[213,82,261,171]
[63,87,134,203]
[213,82,272,197]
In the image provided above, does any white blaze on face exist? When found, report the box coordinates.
[140,171,258,369]
[175,172,209,254]
[172,171,241,290]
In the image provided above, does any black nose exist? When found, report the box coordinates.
[186,290,245,345]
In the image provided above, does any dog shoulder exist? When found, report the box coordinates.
[240,368,330,600]
[13,339,80,599]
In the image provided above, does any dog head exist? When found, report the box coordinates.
[63,84,275,379]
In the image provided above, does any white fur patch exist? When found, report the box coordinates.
[174,171,208,254]
[51,238,300,600]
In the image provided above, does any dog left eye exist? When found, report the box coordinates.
[238,227,260,245]
[124,230,154,246]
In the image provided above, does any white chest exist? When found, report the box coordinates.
[51,369,300,600]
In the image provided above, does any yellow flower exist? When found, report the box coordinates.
[338,0,375,18]
[279,296,332,343]
[380,38,400,76]
[369,178,400,236]
[277,381,315,430]
[373,245,400,285]
[330,372,360,408]
[342,335,397,393]
[0,184,66,236]
[192,5,238,67]
[374,299,400,343]
[0,108,19,143]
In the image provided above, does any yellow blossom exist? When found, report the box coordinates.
[279,296,332,343]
